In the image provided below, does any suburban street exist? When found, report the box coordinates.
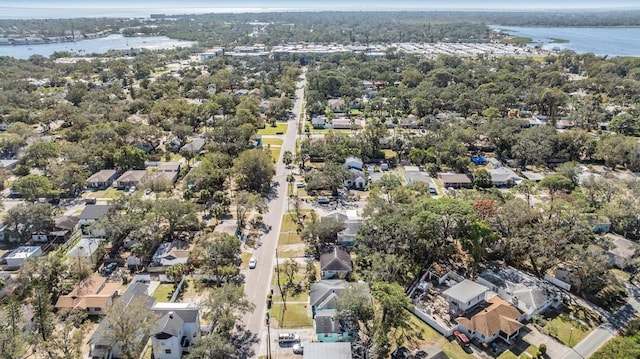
[561,283,640,359]
[242,68,307,357]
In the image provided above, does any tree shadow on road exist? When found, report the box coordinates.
[231,324,260,359]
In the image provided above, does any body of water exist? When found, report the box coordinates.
[490,25,640,57]
[0,34,195,59]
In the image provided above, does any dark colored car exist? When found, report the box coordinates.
[453,330,471,347]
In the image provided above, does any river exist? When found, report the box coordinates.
[490,25,640,57]
[0,34,196,59]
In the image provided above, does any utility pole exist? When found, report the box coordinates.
[265,312,272,359]
[275,249,286,310]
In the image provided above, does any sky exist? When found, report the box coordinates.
[2,0,640,12]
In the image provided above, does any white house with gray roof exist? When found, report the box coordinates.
[477,264,561,320]
[442,279,489,316]
[151,303,201,359]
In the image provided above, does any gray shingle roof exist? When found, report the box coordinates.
[309,280,347,309]
[153,312,184,337]
[320,247,352,272]
[79,205,109,220]
[315,310,341,333]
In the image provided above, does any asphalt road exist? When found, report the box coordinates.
[561,283,640,359]
[242,69,306,357]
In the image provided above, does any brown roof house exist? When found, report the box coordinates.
[438,172,472,189]
[455,296,524,344]
[320,247,352,280]
[55,275,121,315]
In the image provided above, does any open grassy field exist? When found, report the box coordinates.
[270,303,313,328]
[257,123,288,135]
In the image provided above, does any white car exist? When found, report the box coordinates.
[293,343,304,354]
[249,257,257,269]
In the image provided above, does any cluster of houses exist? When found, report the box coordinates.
[86,160,184,191]
[303,210,364,350]
[410,262,564,346]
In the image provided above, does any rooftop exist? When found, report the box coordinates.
[55,274,121,310]
[116,170,148,183]
[320,247,353,272]
[456,296,523,338]
[303,342,352,359]
[442,279,488,304]
[86,169,118,183]
[79,205,109,220]
[6,246,41,259]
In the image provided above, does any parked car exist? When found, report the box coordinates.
[453,330,470,347]
[292,343,304,354]
[278,333,300,343]
[103,262,118,275]
[249,257,257,269]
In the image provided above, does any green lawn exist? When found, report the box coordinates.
[257,123,288,135]
[543,313,590,347]
[440,341,475,359]
[270,148,281,162]
[280,214,300,232]
[84,187,120,199]
[496,351,518,359]
[278,232,303,245]
[262,138,284,146]
[152,284,175,302]
[270,303,312,328]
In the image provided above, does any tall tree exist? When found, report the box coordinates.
[104,296,159,359]
[233,149,275,194]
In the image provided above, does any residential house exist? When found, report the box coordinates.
[320,247,352,280]
[339,210,362,246]
[343,156,364,171]
[67,238,104,270]
[179,138,206,156]
[438,173,472,189]
[588,215,612,234]
[146,161,182,184]
[442,279,489,316]
[5,246,42,269]
[404,166,438,195]
[487,168,521,188]
[605,233,637,269]
[86,170,119,190]
[311,115,327,129]
[331,117,362,130]
[32,215,78,244]
[55,275,121,315]
[89,282,156,359]
[344,169,366,190]
[328,98,345,113]
[79,205,109,237]
[320,211,362,247]
[455,296,524,344]
[303,342,352,359]
[314,310,353,342]
[151,302,201,359]
[153,242,190,267]
[477,265,561,320]
[310,280,348,317]
[259,99,272,114]
[114,170,148,189]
